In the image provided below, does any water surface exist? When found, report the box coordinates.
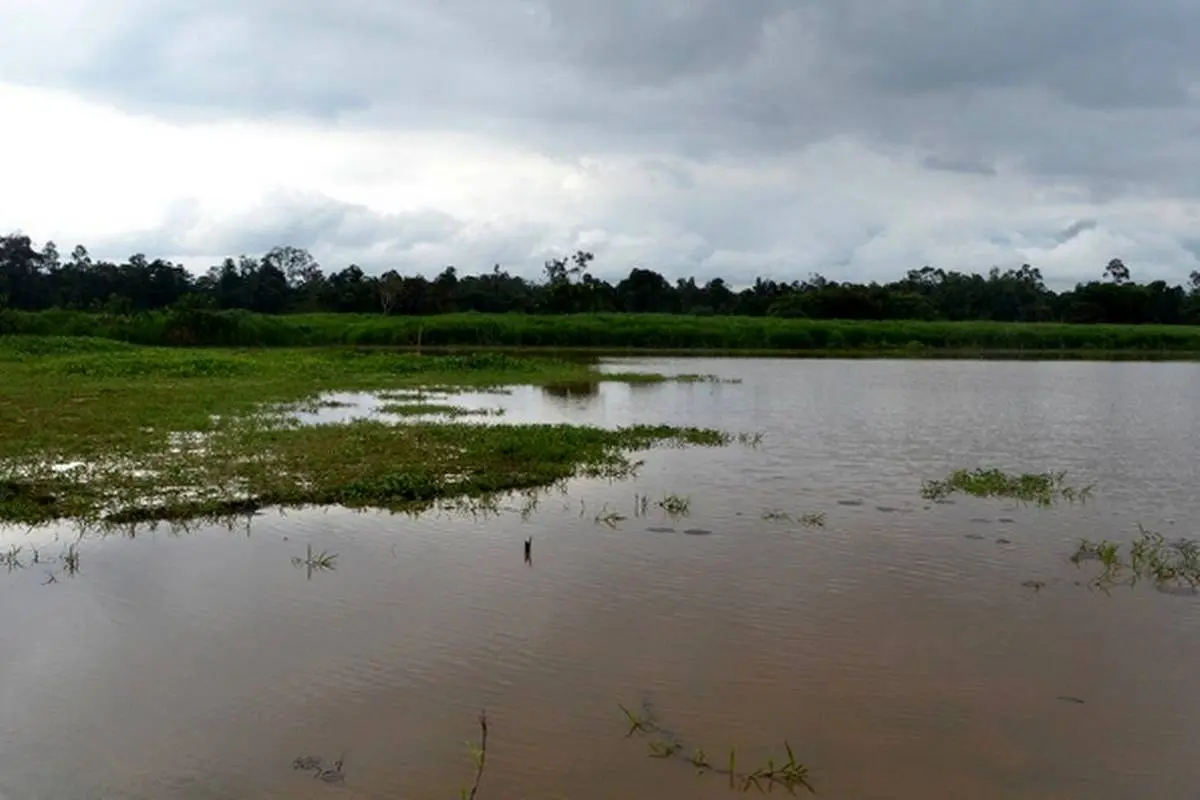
[3,358,1200,799]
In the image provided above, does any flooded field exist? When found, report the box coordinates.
[3,357,1200,799]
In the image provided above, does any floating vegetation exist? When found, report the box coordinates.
[1071,524,1200,593]
[291,543,338,578]
[1021,580,1046,592]
[736,431,765,448]
[378,402,503,418]
[292,753,346,784]
[658,493,691,517]
[633,493,650,517]
[594,506,627,528]
[2,543,24,570]
[61,542,80,574]
[620,702,814,794]
[461,711,488,800]
[762,509,825,528]
[670,373,743,384]
[921,468,1093,507]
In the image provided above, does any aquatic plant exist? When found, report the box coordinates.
[921,467,1092,507]
[762,509,825,527]
[620,702,815,794]
[378,402,502,418]
[594,505,627,528]
[291,543,338,579]
[736,431,765,448]
[2,543,23,570]
[292,753,346,784]
[460,710,488,800]
[1071,524,1200,593]
[658,493,691,517]
[61,542,80,575]
[0,339,743,525]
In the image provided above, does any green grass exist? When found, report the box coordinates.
[0,336,742,525]
[1071,524,1200,593]
[921,468,1092,507]
[8,309,1200,355]
[377,402,502,418]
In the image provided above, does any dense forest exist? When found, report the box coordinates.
[3,232,1200,325]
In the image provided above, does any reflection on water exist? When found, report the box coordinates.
[540,380,601,401]
[3,359,1200,799]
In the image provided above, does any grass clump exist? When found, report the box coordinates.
[1071,524,1200,593]
[657,493,691,517]
[762,509,826,527]
[921,467,1092,507]
[378,402,501,418]
[619,702,814,794]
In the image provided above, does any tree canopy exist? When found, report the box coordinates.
[3,233,1200,324]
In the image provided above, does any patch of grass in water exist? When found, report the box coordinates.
[1071,524,1200,593]
[658,493,690,517]
[619,702,814,794]
[762,508,826,527]
[378,402,502,418]
[921,467,1092,507]
[3,422,738,525]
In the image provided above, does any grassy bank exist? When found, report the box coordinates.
[0,336,739,525]
[7,308,1200,354]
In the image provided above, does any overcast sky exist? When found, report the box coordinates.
[3,0,1200,288]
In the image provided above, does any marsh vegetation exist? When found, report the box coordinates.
[1071,525,1200,593]
[0,336,747,526]
[921,467,1092,506]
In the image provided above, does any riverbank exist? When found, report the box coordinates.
[0,336,740,525]
[6,309,1200,355]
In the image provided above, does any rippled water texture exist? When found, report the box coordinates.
[3,358,1200,799]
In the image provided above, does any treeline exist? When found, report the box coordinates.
[3,232,1200,325]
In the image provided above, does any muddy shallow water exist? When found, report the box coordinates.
[3,358,1200,799]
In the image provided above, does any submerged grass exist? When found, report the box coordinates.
[619,702,815,794]
[921,467,1092,507]
[377,402,503,418]
[1071,524,1200,593]
[0,336,742,525]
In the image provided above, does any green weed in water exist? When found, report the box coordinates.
[1071,524,1200,593]
[619,701,815,794]
[594,505,627,528]
[658,493,691,517]
[921,467,1092,507]
[378,402,503,418]
[291,543,338,579]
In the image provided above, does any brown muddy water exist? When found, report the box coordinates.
[3,358,1200,799]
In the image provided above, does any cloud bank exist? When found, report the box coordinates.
[2,0,1199,288]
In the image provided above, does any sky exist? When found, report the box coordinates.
[2,0,1200,289]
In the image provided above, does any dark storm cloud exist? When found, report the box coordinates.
[1054,219,1099,245]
